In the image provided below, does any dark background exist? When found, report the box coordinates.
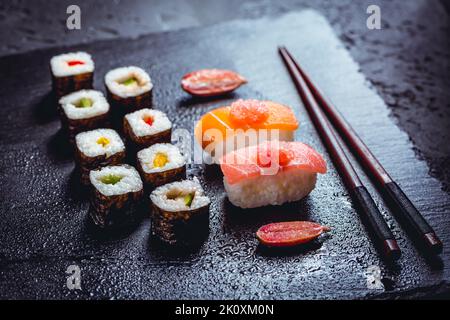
[0,0,449,300]
[1,0,449,193]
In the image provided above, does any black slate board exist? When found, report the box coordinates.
[0,11,449,299]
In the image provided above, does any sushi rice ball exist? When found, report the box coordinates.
[74,128,126,185]
[50,52,94,97]
[123,108,172,149]
[89,164,144,227]
[105,66,153,123]
[137,143,186,188]
[150,178,210,246]
[59,90,110,140]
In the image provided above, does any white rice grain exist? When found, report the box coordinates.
[76,128,125,158]
[150,178,210,212]
[90,165,143,196]
[125,108,172,138]
[105,66,153,98]
[137,143,185,173]
[50,52,94,77]
[59,90,109,120]
[224,169,317,209]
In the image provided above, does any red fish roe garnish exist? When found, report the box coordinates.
[67,60,85,67]
[229,99,270,128]
[257,144,293,168]
[143,116,154,126]
[256,221,331,247]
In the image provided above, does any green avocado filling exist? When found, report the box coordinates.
[121,78,138,86]
[100,174,123,185]
[167,191,195,207]
[76,97,93,108]
[183,193,194,207]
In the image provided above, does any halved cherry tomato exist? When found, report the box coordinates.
[256,221,330,247]
[181,69,247,97]
[67,60,85,67]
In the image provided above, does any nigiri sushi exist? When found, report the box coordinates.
[220,141,326,208]
[195,99,298,162]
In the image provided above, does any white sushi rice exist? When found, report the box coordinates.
[59,90,109,120]
[125,108,172,138]
[150,178,210,212]
[50,52,94,77]
[137,143,185,173]
[224,169,317,209]
[90,165,143,197]
[76,128,125,158]
[105,66,153,98]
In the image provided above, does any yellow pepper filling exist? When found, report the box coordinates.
[96,136,110,147]
[153,152,168,168]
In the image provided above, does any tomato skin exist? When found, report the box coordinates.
[181,69,247,97]
[256,221,330,247]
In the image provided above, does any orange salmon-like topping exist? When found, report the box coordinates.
[256,144,293,168]
[194,100,299,150]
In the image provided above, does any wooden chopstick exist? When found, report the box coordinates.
[281,47,442,255]
[279,46,401,260]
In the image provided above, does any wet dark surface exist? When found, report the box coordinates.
[2,0,449,194]
[0,10,449,299]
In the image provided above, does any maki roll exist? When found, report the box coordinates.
[150,178,210,246]
[74,129,126,185]
[105,66,153,125]
[59,90,110,141]
[123,108,172,150]
[137,143,186,188]
[50,52,94,97]
[89,164,144,227]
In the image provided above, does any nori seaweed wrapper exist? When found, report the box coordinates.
[123,116,171,151]
[137,161,186,189]
[60,110,111,143]
[151,201,210,246]
[74,148,126,185]
[106,87,152,129]
[90,186,144,228]
[52,72,93,98]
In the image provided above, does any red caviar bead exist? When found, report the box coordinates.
[229,99,269,127]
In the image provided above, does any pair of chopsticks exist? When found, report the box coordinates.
[279,46,442,260]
